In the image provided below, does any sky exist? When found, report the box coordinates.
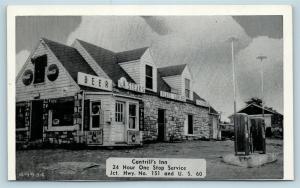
[15,16,283,120]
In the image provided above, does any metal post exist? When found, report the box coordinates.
[256,55,267,154]
[229,37,238,155]
[256,56,267,118]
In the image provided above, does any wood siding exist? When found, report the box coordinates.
[16,41,79,102]
[84,93,139,145]
[119,60,141,83]
[163,75,182,94]
[181,66,193,100]
[141,49,157,92]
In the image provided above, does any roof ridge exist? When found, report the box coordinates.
[75,39,116,54]
[115,46,149,54]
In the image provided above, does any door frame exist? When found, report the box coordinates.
[30,99,44,141]
[157,108,166,141]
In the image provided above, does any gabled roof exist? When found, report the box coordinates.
[76,39,135,84]
[158,64,187,77]
[157,70,171,92]
[228,103,283,118]
[116,47,148,63]
[42,38,97,83]
[193,92,205,102]
[209,106,219,115]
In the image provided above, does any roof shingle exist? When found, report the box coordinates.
[76,39,136,84]
[116,47,148,63]
[42,38,97,84]
[158,64,187,77]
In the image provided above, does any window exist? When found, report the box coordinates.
[185,78,190,98]
[145,65,153,90]
[90,101,102,129]
[33,55,47,84]
[50,99,74,126]
[188,114,193,134]
[16,103,26,129]
[115,101,125,123]
[129,104,137,129]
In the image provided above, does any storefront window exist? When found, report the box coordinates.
[115,101,125,123]
[51,99,74,126]
[90,101,101,129]
[16,102,26,129]
[33,55,47,84]
[146,65,153,90]
[129,104,137,129]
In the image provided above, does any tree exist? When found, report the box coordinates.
[245,97,262,106]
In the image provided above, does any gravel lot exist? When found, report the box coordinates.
[16,139,283,180]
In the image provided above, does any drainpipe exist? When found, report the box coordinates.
[81,90,85,141]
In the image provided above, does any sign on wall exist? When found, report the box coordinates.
[160,91,186,102]
[47,64,59,81]
[196,99,209,107]
[22,69,34,86]
[77,72,112,91]
[118,77,145,93]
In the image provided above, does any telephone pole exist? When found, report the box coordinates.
[229,37,238,155]
[256,55,267,118]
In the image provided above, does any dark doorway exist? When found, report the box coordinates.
[157,109,165,142]
[30,100,44,141]
[188,114,193,134]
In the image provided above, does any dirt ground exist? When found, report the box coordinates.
[16,139,283,180]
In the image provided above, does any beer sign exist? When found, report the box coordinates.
[77,72,112,91]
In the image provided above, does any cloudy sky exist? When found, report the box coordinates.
[16,16,283,120]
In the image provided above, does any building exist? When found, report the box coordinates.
[16,38,217,147]
[228,103,283,136]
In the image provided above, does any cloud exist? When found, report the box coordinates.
[16,50,30,74]
[66,16,282,120]
[235,36,283,114]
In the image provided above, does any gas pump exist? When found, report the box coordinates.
[234,113,266,155]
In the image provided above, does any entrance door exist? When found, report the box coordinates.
[157,109,165,142]
[30,100,44,141]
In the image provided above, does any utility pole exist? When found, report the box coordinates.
[256,55,267,118]
[229,37,238,155]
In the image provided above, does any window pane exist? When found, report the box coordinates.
[16,104,26,129]
[92,101,101,115]
[52,100,74,126]
[129,104,136,116]
[185,89,190,98]
[129,117,136,129]
[33,55,47,84]
[185,78,190,90]
[146,77,153,89]
[92,116,100,128]
[146,65,153,77]
[115,102,125,122]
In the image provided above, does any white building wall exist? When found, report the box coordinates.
[163,75,182,94]
[181,66,193,100]
[119,60,141,83]
[16,41,79,102]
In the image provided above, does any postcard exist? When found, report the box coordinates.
[7,5,293,181]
